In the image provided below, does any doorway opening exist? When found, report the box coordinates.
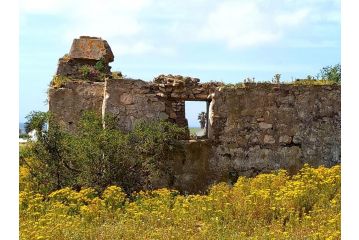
[185,100,210,139]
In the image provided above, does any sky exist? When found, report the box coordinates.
[19,0,340,126]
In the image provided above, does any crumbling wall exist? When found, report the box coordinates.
[207,84,341,181]
[102,75,221,133]
[48,36,341,193]
[103,78,167,132]
[153,75,221,131]
[171,140,214,193]
[166,84,341,192]
[48,81,104,131]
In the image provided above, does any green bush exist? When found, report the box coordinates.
[79,65,93,79]
[94,58,105,72]
[21,111,186,194]
[319,64,341,83]
[19,133,29,139]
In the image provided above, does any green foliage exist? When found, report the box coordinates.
[50,75,71,88]
[19,133,29,139]
[21,111,186,194]
[112,71,123,79]
[306,75,315,81]
[94,58,105,72]
[79,65,92,79]
[319,64,341,83]
[24,111,49,134]
[79,64,107,81]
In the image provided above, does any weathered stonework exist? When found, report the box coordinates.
[56,36,113,81]
[205,84,341,186]
[69,36,114,63]
[103,78,167,132]
[48,37,341,193]
[48,81,104,132]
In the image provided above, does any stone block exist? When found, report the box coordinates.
[279,135,292,144]
[69,36,114,63]
[259,122,272,129]
[263,135,276,144]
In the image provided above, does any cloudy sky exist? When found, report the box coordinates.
[20,0,340,125]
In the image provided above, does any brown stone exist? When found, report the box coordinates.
[196,94,209,99]
[156,93,166,97]
[259,122,272,129]
[120,93,134,105]
[279,135,292,144]
[171,93,180,98]
[263,135,276,144]
[170,112,177,118]
[69,36,114,63]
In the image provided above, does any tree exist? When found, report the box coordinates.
[319,64,341,83]
[198,112,207,129]
[272,74,281,84]
[24,111,49,134]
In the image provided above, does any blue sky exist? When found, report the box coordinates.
[20,0,340,126]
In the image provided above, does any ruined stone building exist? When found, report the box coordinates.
[49,36,341,193]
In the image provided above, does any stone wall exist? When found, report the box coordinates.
[205,84,341,185]
[103,78,167,132]
[164,84,341,192]
[48,36,341,193]
[48,81,104,132]
[152,75,222,136]
[171,140,214,193]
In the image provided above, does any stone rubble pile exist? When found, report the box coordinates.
[153,74,223,100]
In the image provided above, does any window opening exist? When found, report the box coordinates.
[185,100,209,139]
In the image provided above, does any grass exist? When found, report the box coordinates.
[189,127,201,134]
[50,75,71,88]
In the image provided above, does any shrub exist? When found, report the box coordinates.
[78,64,107,81]
[19,133,29,139]
[50,75,71,88]
[112,71,123,79]
[94,58,105,72]
[319,64,341,83]
[79,65,94,79]
[22,111,186,194]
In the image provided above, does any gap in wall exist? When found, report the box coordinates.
[185,100,209,139]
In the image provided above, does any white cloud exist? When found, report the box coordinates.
[64,0,149,38]
[197,1,319,48]
[111,41,176,56]
[20,0,175,56]
[20,0,72,14]
[20,0,340,54]
[198,1,282,48]
[275,9,311,26]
